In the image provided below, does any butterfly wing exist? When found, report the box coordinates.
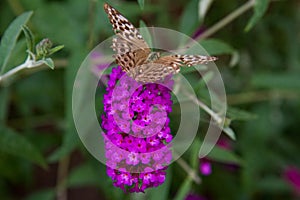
[131,54,217,82]
[104,3,151,72]
[153,54,218,72]
[128,63,176,83]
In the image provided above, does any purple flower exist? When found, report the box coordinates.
[126,152,139,165]
[101,66,173,192]
[198,137,239,176]
[199,160,212,176]
[283,166,300,196]
[185,194,207,200]
[192,26,206,40]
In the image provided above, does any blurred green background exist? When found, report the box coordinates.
[0,0,300,199]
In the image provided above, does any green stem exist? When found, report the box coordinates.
[183,89,223,124]
[131,193,147,200]
[227,90,300,105]
[0,57,44,85]
[87,0,97,49]
[196,0,255,40]
[0,57,66,86]
[176,156,201,184]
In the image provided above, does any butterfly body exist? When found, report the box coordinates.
[146,52,161,62]
[104,3,217,83]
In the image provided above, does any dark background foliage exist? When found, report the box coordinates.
[0,0,300,199]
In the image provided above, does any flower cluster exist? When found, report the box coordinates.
[101,66,174,192]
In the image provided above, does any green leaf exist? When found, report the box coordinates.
[199,38,235,55]
[33,3,85,50]
[139,20,152,47]
[48,50,86,162]
[173,177,193,200]
[198,0,214,21]
[180,65,207,74]
[43,58,54,69]
[207,145,242,165]
[229,50,240,67]
[0,88,10,123]
[70,162,125,199]
[193,70,214,92]
[0,126,47,168]
[67,163,100,187]
[137,0,145,10]
[146,167,172,200]
[257,176,290,192]
[179,0,199,36]
[25,189,55,200]
[223,126,236,141]
[48,45,64,56]
[227,107,257,121]
[0,11,33,74]
[47,126,79,162]
[189,139,202,170]
[22,25,35,53]
[251,73,300,90]
[245,0,270,31]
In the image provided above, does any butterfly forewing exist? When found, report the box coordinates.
[104,3,151,72]
[154,54,217,70]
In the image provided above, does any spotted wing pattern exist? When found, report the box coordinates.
[127,63,176,83]
[154,54,217,70]
[136,54,218,82]
[104,3,218,83]
[128,54,217,82]
[104,3,151,72]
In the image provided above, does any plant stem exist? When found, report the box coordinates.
[183,89,223,124]
[175,155,201,184]
[0,57,46,85]
[87,0,97,49]
[56,156,70,200]
[227,90,300,105]
[196,0,255,40]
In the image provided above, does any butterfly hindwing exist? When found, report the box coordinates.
[128,63,176,83]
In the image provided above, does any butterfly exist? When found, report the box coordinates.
[104,3,217,83]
